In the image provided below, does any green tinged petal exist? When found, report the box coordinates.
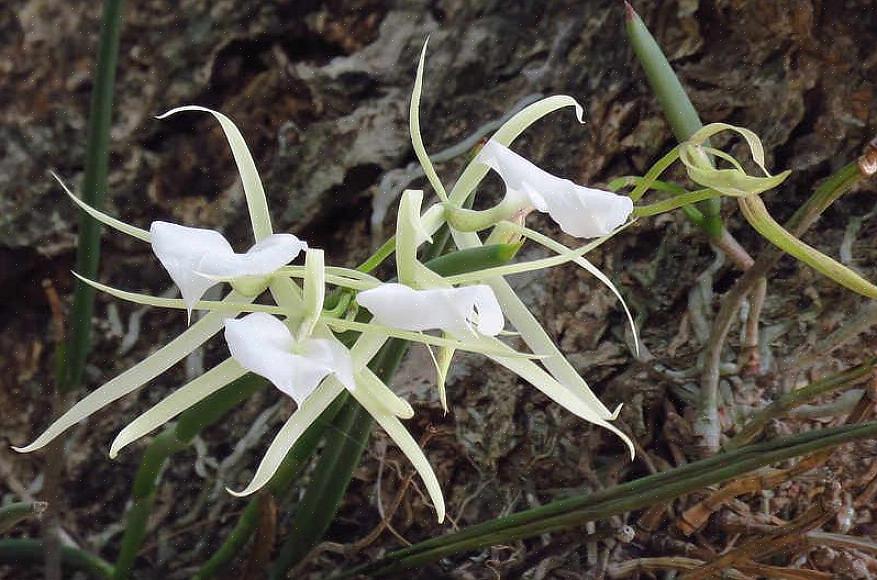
[410,39,448,202]
[52,172,151,242]
[348,382,446,523]
[109,358,247,458]
[300,249,326,338]
[14,291,254,453]
[356,368,415,419]
[229,379,345,497]
[157,106,274,241]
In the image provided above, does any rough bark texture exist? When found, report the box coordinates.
[2,1,877,578]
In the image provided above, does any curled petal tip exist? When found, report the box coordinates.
[10,445,29,454]
[624,1,636,20]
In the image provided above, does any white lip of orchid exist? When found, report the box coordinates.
[225,313,355,405]
[476,140,633,239]
[149,221,307,320]
[357,283,504,338]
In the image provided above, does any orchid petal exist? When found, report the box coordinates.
[356,368,415,420]
[109,358,246,458]
[448,95,585,206]
[396,190,435,286]
[348,382,445,522]
[13,291,253,453]
[52,172,151,242]
[225,313,348,404]
[198,234,307,279]
[150,221,233,318]
[357,283,505,338]
[229,379,345,497]
[477,140,633,238]
[519,226,640,356]
[448,227,617,419]
[300,249,325,338]
[410,39,448,202]
[156,106,273,241]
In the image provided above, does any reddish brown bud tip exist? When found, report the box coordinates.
[623,1,636,21]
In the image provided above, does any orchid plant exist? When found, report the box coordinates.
[15,40,798,533]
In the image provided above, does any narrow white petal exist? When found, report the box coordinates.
[52,172,151,242]
[396,190,433,285]
[449,229,616,419]
[74,273,280,314]
[448,95,584,206]
[198,234,307,279]
[109,358,246,458]
[150,221,233,315]
[13,292,252,453]
[229,379,345,496]
[157,106,274,240]
[520,226,639,356]
[349,383,445,522]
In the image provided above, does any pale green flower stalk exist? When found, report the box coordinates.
[677,122,877,299]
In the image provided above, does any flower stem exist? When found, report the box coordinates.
[112,374,266,578]
[0,539,114,579]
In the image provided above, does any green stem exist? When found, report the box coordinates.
[193,395,346,580]
[0,539,114,579]
[726,358,876,450]
[624,1,721,237]
[0,502,46,534]
[342,421,877,576]
[62,0,126,392]
[113,375,266,578]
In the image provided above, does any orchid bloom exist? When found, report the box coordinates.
[477,140,633,239]
[15,106,449,520]
[393,40,638,457]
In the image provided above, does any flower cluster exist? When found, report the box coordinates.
[16,43,640,522]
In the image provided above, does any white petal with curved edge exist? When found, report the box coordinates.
[52,172,151,242]
[225,313,356,404]
[448,95,585,206]
[109,358,246,458]
[198,234,307,279]
[477,141,633,238]
[229,379,345,497]
[157,106,274,241]
[150,221,233,315]
[13,291,253,453]
[349,382,445,522]
[357,283,504,338]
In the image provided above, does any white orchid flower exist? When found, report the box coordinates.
[16,106,452,521]
[150,221,307,319]
[357,283,503,338]
[477,140,633,239]
[225,313,354,405]
[403,41,637,458]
